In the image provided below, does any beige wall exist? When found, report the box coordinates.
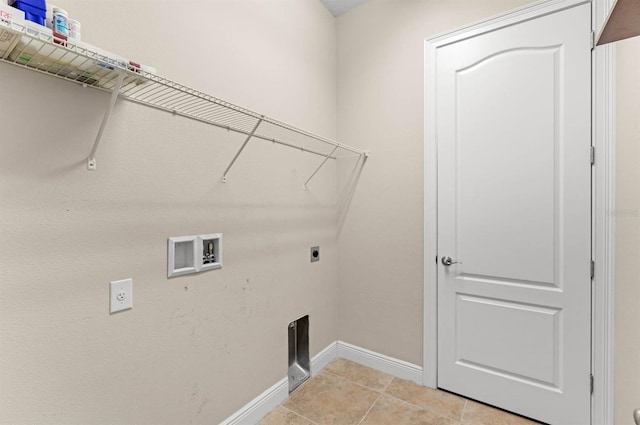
[615,37,640,425]
[0,1,338,424]
[336,0,531,367]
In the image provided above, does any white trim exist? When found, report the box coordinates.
[423,0,616,422]
[424,0,590,46]
[423,31,439,390]
[218,377,288,425]
[219,342,338,425]
[219,341,426,425]
[337,341,423,385]
[592,0,616,423]
[311,341,339,377]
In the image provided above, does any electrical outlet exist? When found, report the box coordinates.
[310,246,320,262]
[110,278,133,313]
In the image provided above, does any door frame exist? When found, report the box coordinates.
[423,0,616,423]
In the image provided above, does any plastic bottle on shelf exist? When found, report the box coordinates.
[45,3,55,29]
[68,18,80,40]
[52,6,68,45]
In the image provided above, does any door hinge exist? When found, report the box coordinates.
[590,146,595,165]
[591,31,596,50]
[436,255,438,264]
[590,374,594,394]
[591,260,595,279]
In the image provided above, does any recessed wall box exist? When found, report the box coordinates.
[168,236,198,278]
[168,234,223,278]
[199,234,222,271]
[288,315,310,393]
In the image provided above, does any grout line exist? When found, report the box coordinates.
[381,376,394,392]
[461,399,468,423]
[380,386,464,423]
[281,405,321,425]
[381,390,459,422]
[322,370,388,394]
[324,359,397,394]
[356,392,382,425]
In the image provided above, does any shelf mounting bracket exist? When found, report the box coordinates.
[304,145,339,190]
[222,118,263,182]
[87,72,125,170]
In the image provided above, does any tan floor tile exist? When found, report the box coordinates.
[361,394,460,425]
[462,400,541,425]
[324,359,394,392]
[283,372,380,425]
[259,406,315,425]
[384,378,466,421]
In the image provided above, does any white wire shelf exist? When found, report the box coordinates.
[0,18,368,187]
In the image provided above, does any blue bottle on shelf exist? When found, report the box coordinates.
[10,0,46,26]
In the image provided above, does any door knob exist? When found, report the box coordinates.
[441,256,458,266]
[633,408,640,425]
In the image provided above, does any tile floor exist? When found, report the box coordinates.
[259,359,541,425]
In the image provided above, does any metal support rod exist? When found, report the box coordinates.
[222,118,263,182]
[303,145,339,190]
[87,72,125,170]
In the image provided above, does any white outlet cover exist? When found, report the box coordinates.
[110,278,133,313]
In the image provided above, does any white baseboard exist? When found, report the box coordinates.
[218,376,289,425]
[219,341,423,424]
[337,341,423,385]
[311,341,339,377]
[219,342,338,425]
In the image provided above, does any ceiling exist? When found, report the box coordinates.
[320,0,370,16]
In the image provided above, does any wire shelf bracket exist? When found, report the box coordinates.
[87,72,124,170]
[222,117,263,183]
[304,145,338,190]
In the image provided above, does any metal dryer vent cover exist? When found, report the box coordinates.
[288,315,310,393]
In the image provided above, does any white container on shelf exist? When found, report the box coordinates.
[45,3,55,29]
[0,3,24,58]
[140,64,157,75]
[68,18,79,40]
[0,1,24,22]
[0,27,19,58]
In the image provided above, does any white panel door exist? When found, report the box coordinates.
[435,3,592,424]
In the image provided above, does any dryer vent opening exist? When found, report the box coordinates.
[288,315,310,393]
